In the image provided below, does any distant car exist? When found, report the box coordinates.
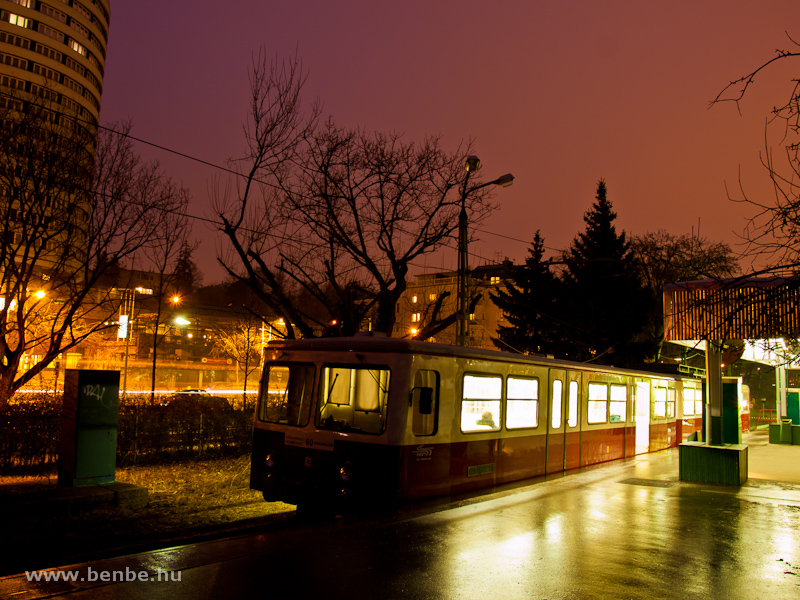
[161,389,232,412]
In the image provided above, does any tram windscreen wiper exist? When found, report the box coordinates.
[326,372,339,403]
[356,354,389,395]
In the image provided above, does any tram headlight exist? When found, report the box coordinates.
[339,464,352,482]
[265,453,278,469]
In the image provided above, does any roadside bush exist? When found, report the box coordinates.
[0,392,254,475]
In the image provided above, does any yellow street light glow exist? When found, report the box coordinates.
[410,328,418,336]
[35,290,46,299]
[172,295,181,305]
[174,316,191,325]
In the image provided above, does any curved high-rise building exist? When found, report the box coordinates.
[0,0,110,284]
[0,0,109,128]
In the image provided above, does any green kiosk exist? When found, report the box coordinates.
[58,370,120,487]
[679,343,748,486]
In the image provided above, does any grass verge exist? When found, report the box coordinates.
[0,455,294,576]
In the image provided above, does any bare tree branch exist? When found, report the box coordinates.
[0,84,188,408]
[215,51,499,337]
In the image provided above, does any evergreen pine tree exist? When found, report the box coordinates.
[560,179,651,364]
[172,241,202,298]
[491,231,563,355]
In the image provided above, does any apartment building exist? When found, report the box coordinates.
[393,262,514,349]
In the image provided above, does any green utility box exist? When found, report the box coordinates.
[722,381,741,445]
[780,419,793,443]
[58,370,120,487]
[679,442,748,486]
[788,391,799,425]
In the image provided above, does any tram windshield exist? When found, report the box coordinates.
[258,364,314,426]
[316,365,390,434]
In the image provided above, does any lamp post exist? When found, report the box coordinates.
[120,287,149,399]
[121,289,134,400]
[456,156,514,347]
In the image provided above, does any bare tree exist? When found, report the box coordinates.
[0,85,187,410]
[631,230,740,360]
[662,34,800,356]
[214,313,262,408]
[712,33,800,273]
[214,52,497,338]
[138,211,192,402]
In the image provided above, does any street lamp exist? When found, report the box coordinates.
[120,288,138,399]
[120,286,153,399]
[456,156,514,347]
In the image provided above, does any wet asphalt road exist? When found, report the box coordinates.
[4,448,800,600]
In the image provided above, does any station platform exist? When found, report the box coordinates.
[742,427,800,484]
[2,428,800,599]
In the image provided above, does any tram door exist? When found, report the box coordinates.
[564,373,582,470]
[635,380,651,454]
[546,369,566,475]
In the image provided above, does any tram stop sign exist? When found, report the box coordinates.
[58,370,120,487]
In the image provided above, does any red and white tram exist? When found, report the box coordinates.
[250,336,703,509]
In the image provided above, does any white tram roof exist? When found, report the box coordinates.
[265,335,696,381]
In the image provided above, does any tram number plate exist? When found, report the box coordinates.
[467,463,495,477]
[285,432,334,452]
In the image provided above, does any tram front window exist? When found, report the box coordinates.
[259,364,314,426]
[316,365,390,434]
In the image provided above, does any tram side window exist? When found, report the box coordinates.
[683,387,697,417]
[653,386,667,418]
[587,383,608,424]
[461,374,501,432]
[412,369,439,436]
[551,379,563,428]
[567,380,579,428]
[259,364,314,426]
[506,376,538,429]
[610,384,627,422]
[317,366,390,434]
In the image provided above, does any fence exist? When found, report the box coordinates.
[0,392,255,475]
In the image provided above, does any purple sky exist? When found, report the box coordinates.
[100,0,799,283]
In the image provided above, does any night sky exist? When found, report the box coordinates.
[100,0,799,283]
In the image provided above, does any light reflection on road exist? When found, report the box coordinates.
[3,449,800,599]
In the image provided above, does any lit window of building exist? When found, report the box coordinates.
[5,13,30,28]
[68,39,87,56]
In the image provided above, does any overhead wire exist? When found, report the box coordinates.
[103,126,570,269]
[1,88,560,268]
